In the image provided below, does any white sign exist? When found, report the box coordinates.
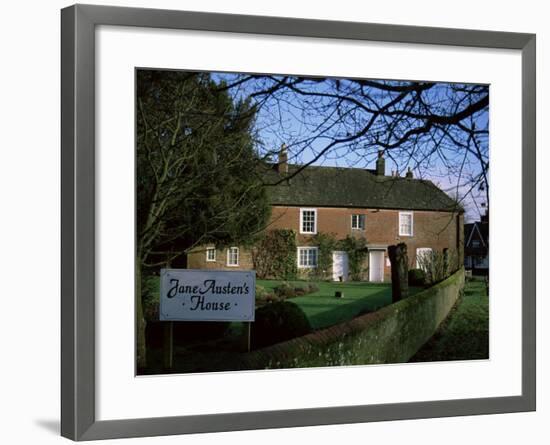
[159,269,255,322]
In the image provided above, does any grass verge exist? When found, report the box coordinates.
[410,277,489,362]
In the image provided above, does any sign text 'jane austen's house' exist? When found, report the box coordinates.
[188,150,464,282]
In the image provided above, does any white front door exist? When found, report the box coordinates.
[332,251,349,281]
[369,250,385,282]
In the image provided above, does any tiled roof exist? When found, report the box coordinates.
[264,164,460,212]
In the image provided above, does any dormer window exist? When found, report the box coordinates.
[300,208,317,234]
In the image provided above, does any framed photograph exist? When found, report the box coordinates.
[61,4,536,441]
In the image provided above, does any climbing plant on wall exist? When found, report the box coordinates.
[310,232,337,280]
[338,236,369,281]
[309,233,369,281]
[252,230,369,282]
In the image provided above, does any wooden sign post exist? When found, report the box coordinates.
[241,322,252,353]
[163,321,174,371]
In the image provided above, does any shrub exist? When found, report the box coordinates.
[272,282,319,300]
[408,268,426,287]
[255,285,268,300]
[310,233,337,280]
[252,301,312,349]
[274,281,295,299]
[307,283,320,293]
[264,294,279,304]
[338,236,369,281]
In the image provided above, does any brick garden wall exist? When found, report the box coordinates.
[224,268,465,370]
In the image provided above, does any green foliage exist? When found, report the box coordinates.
[255,285,268,300]
[310,233,337,279]
[255,231,368,281]
[337,236,369,281]
[136,70,271,367]
[408,268,426,287]
[307,234,368,280]
[141,273,160,321]
[252,229,297,280]
[272,282,321,300]
[252,301,312,349]
[274,281,295,299]
[136,69,271,266]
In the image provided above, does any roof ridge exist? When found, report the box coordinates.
[264,161,461,212]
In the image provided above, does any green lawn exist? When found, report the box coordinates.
[258,279,421,330]
[144,275,421,331]
[410,277,489,362]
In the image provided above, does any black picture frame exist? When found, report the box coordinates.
[61,4,536,441]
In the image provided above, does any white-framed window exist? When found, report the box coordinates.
[351,214,366,230]
[206,247,216,262]
[297,246,318,268]
[399,211,414,236]
[416,247,433,269]
[226,247,239,267]
[300,208,317,234]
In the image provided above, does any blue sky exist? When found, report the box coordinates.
[212,72,489,222]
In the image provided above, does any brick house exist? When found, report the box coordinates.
[187,151,464,282]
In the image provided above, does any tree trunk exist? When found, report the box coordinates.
[135,254,147,371]
[388,243,409,303]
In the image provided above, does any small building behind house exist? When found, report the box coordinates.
[464,212,489,276]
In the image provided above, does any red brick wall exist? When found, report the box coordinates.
[269,206,462,280]
[187,206,463,282]
[187,246,254,271]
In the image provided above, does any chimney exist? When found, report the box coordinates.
[277,143,288,174]
[376,150,386,176]
[405,167,413,179]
